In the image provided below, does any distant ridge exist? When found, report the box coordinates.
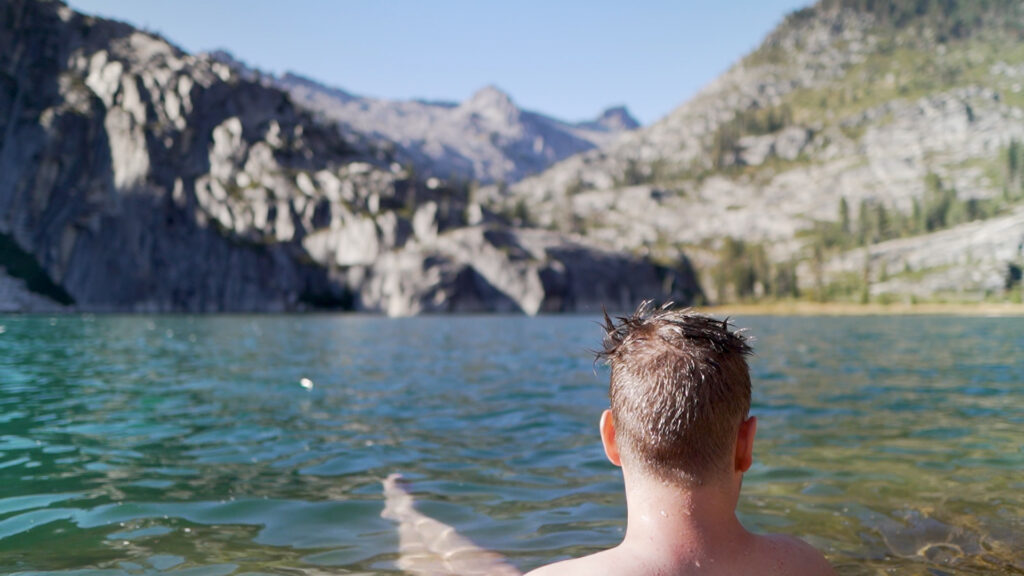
[202,51,641,185]
[256,60,641,184]
[578,106,642,132]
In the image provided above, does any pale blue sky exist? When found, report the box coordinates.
[66,0,811,125]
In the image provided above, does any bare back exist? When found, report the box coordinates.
[525,533,835,576]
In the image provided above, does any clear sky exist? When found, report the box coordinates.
[66,0,811,125]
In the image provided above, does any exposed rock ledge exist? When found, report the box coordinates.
[0,270,66,313]
[805,207,1024,300]
[360,226,700,316]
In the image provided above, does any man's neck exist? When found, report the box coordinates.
[618,468,750,567]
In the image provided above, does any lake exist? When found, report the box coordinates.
[0,314,1020,575]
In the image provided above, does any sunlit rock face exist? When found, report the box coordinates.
[0,0,695,313]
[493,5,1024,302]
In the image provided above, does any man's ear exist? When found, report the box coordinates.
[735,415,757,473]
[600,409,622,467]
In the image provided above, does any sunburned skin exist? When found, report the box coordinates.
[522,411,836,576]
[381,473,522,576]
[381,412,834,576]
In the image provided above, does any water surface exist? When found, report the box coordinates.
[0,314,1020,575]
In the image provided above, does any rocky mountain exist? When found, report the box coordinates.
[491,0,1024,304]
[577,105,641,133]
[0,0,697,314]
[273,71,639,185]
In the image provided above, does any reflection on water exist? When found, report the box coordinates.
[0,314,1020,575]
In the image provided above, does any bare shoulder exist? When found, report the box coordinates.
[527,536,833,576]
[524,549,626,576]
[755,533,836,576]
[524,558,591,576]
[523,560,567,576]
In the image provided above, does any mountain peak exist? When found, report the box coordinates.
[595,106,641,131]
[575,105,641,133]
[462,85,517,112]
[455,84,521,129]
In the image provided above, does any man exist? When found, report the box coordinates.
[382,302,834,575]
[525,302,835,575]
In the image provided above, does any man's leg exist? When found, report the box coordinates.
[382,474,522,576]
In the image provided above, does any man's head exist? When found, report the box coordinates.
[596,301,754,486]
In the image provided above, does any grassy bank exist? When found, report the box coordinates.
[700,301,1024,317]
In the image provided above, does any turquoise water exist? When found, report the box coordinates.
[0,314,1021,575]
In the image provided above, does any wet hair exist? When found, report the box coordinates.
[597,301,754,485]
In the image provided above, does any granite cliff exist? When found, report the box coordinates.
[491,0,1024,303]
[0,0,698,314]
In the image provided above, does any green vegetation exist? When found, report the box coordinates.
[462,179,480,225]
[624,136,1024,306]
[401,164,419,217]
[791,148,1024,303]
[598,103,806,189]
[803,166,1011,254]
[1007,262,1023,302]
[711,238,800,302]
[747,0,1024,67]
[617,158,647,187]
[1002,138,1024,200]
[748,0,1024,126]
[790,44,969,124]
[510,198,532,227]
[564,175,585,196]
[711,105,794,170]
[818,269,870,303]
[821,0,1024,40]
[610,157,699,188]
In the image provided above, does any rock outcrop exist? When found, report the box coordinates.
[362,226,699,316]
[0,269,65,312]
[802,207,1024,301]
[488,1,1024,302]
[0,0,696,314]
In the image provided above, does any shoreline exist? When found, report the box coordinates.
[701,301,1024,317]
[2,301,1023,318]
